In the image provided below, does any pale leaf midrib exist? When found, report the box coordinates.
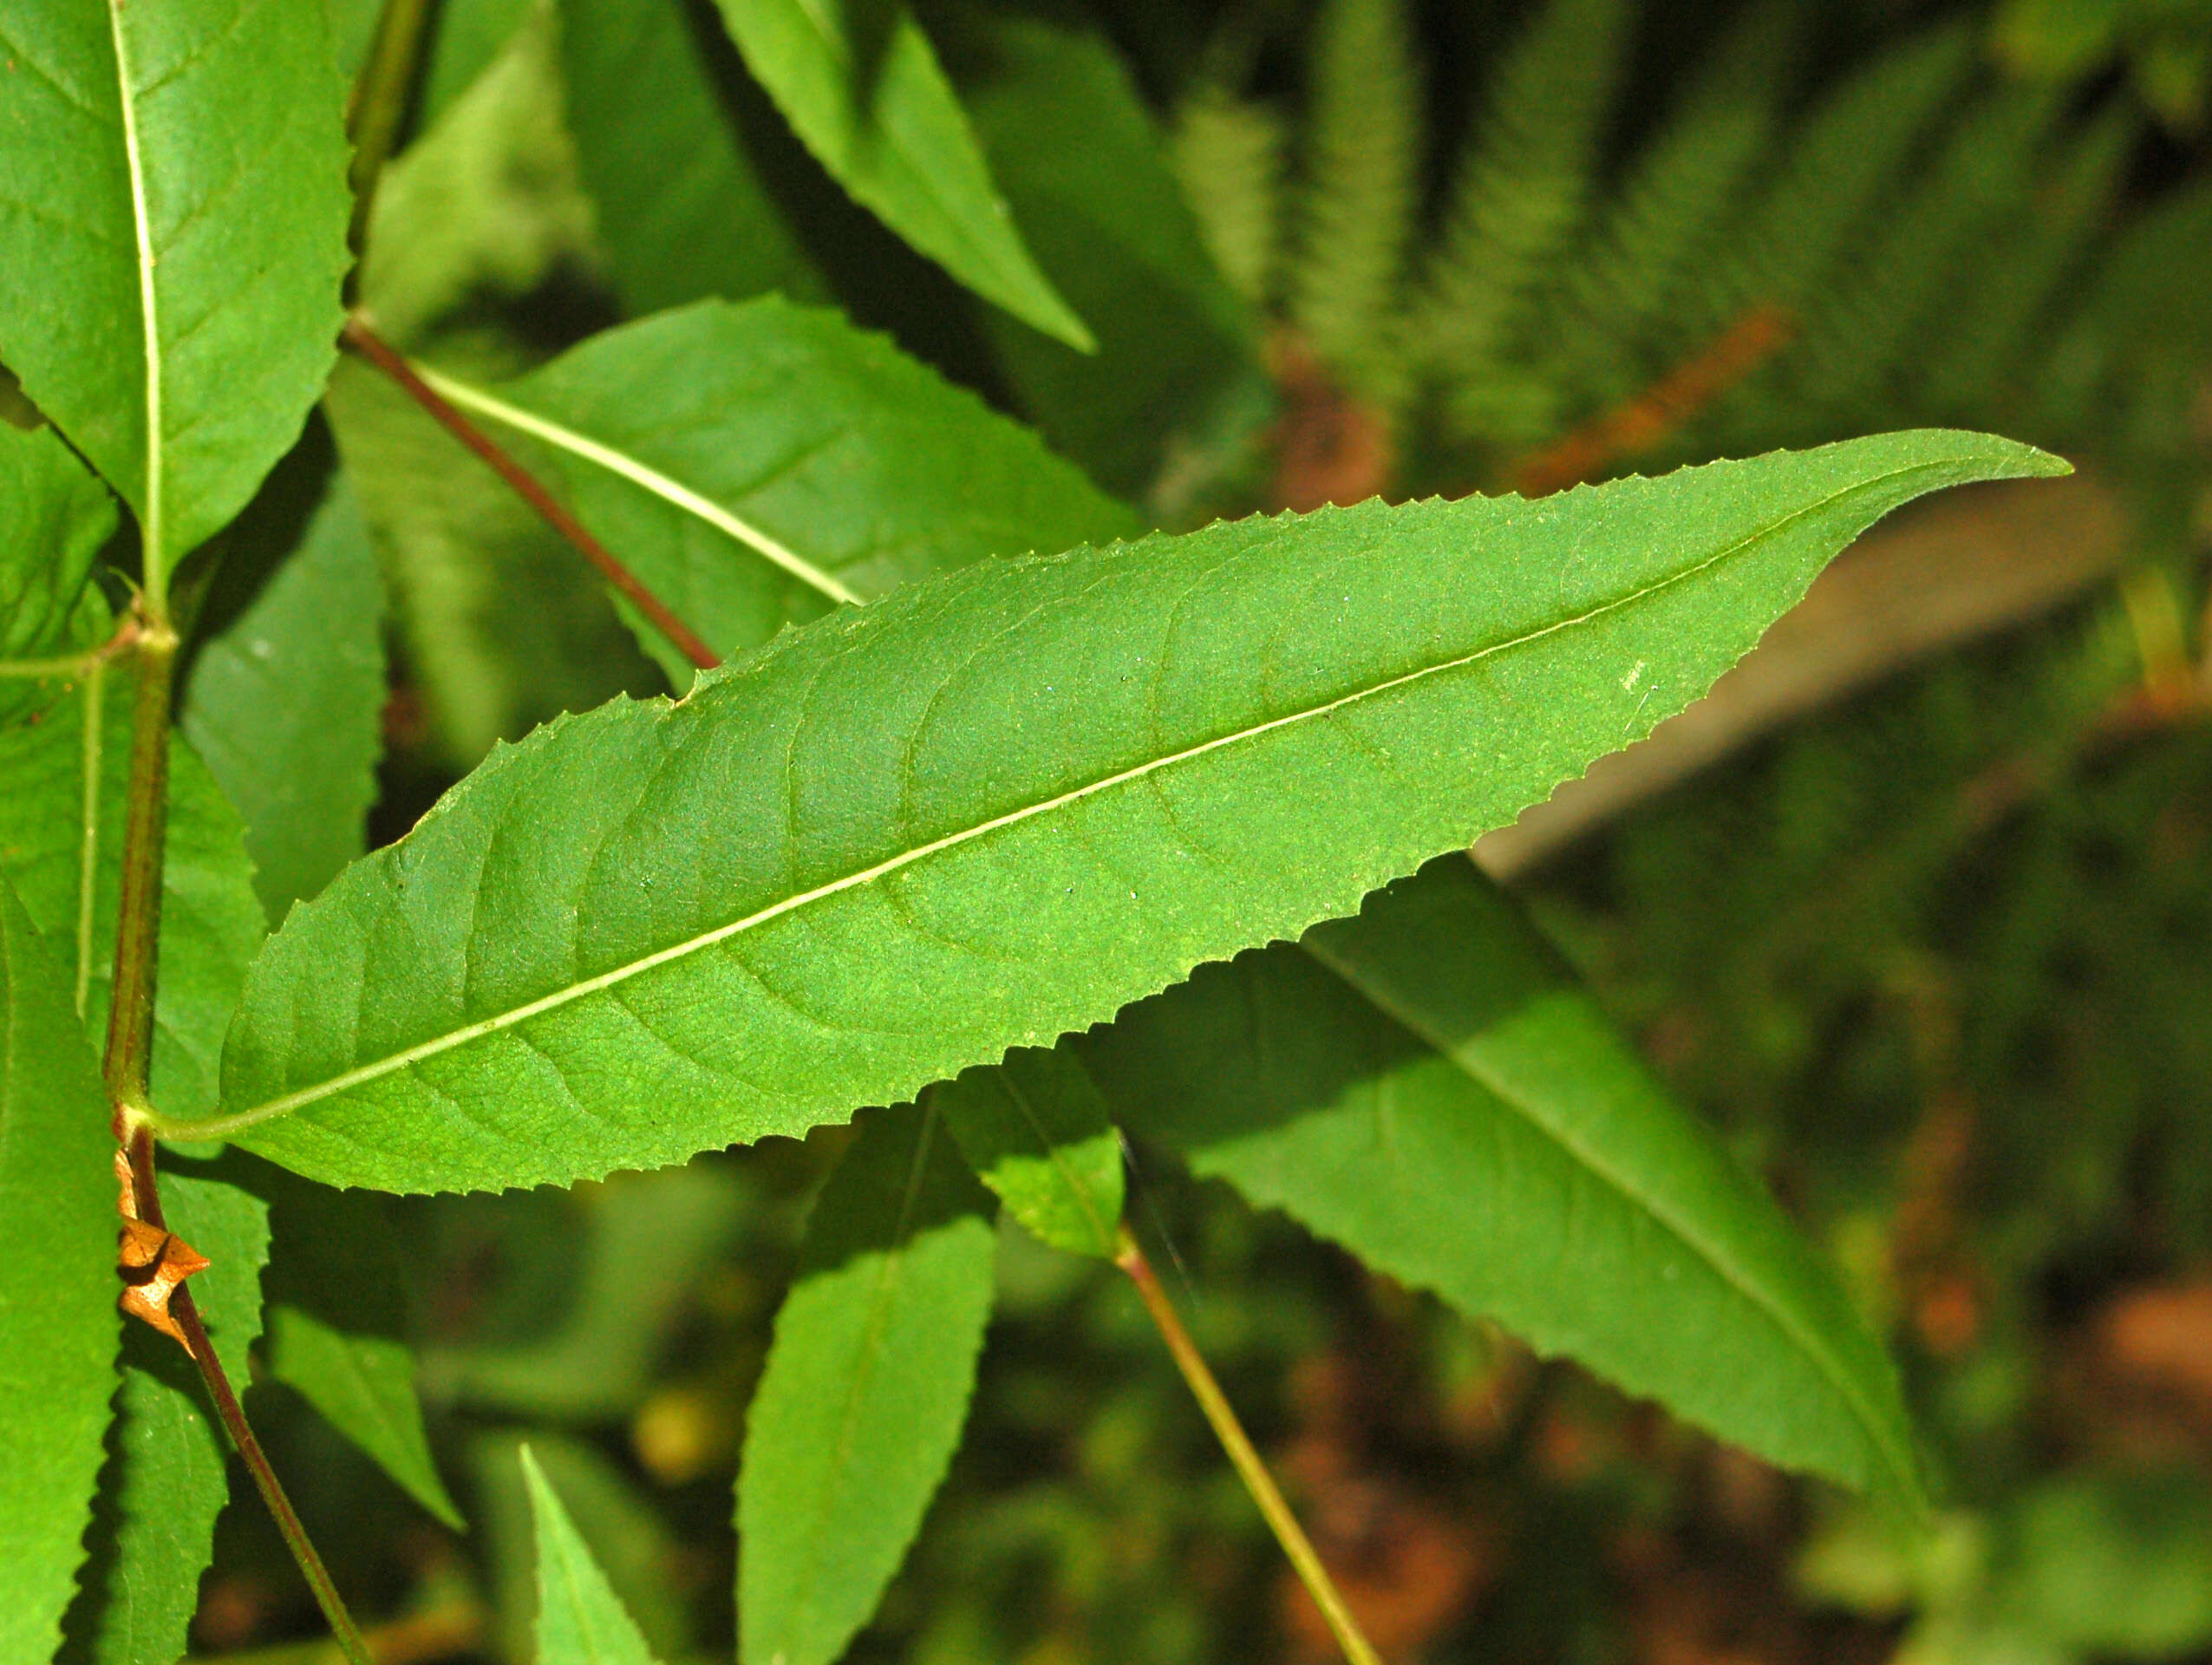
[106,0,161,578]
[1295,934,1910,1498]
[181,467,1922,1140]
[410,360,864,607]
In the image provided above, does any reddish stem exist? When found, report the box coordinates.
[339,316,719,672]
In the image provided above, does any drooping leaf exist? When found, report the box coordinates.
[0,423,117,698]
[708,0,1093,348]
[61,1164,271,1665]
[200,431,2064,1193]
[413,297,1137,680]
[937,1046,1125,1260]
[182,439,387,921]
[0,878,122,1665]
[562,0,826,316]
[523,1446,665,1665]
[961,19,1266,500]
[1086,852,1925,1506]
[738,1103,998,1665]
[0,0,351,580]
[263,1180,462,1529]
[0,660,264,1120]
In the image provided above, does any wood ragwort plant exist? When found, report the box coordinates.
[0,1,2071,1661]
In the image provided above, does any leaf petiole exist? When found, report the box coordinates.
[1117,1226,1385,1665]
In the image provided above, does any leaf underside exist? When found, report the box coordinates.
[208,431,2061,1195]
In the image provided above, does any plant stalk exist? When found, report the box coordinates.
[1116,1227,1384,1665]
[101,622,176,1121]
[344,0,436,279]
[339,316,721,671]
[101,622,375,1665]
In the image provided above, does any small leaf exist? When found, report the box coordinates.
[0,878,122,1665]
[181,438,388,920]
[708,0,1093,348]
[739,1104,998,1665]
[562,0,826,316]
[1086,853,1925,1507]
[202,431,2065,1194]
[0,0,352,580]
[523,1445,665,1665]
[264,1182,463,1530]
[419,297,1137,681]
[937,1046,1124,1259]
[62,1164,272,1665]
[961,19,1266,498]
[476,1433,693,1663]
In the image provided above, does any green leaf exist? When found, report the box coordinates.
[201,430,2063,1193]
[707,0,1093,349]
[738,1103,998,1665]
[413,297,1137,680]
[62,1164,272,1665]
[961,19,1266,500]
[0,422,117,687]
[936,1046,1124,1260]
[0,0,352,582]
[0,666,264,1121]
[0,878,122,1665]
[523,1445,665,1665]
[479,1433,692,1662]
[263,1181,463,1530]
[1086,852,1926,1506]
[182,441,387,920]
[561,0,826,316]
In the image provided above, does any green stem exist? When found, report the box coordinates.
[1116,1227,1384,1665]
[101,624,175,1120]
[344,0,437,280]
[101,623,375,1665]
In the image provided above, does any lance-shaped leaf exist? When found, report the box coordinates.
[738,1104,998,1665]
[961,19,1266,500]
[62,1165,271,1665]
[413,298,1137,682]
[937,1045,1125,1260]
[562,0,826,317]
[264,1181,462,1529]
[0,0,351,582]
[1086,853,1925,1505]
[708,0,1092,349]
[199,431,2062,1193]
[182,445,388,920]
[0,878,121,1665]
[0,666,264,1122]
[524,1446,665,1665]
